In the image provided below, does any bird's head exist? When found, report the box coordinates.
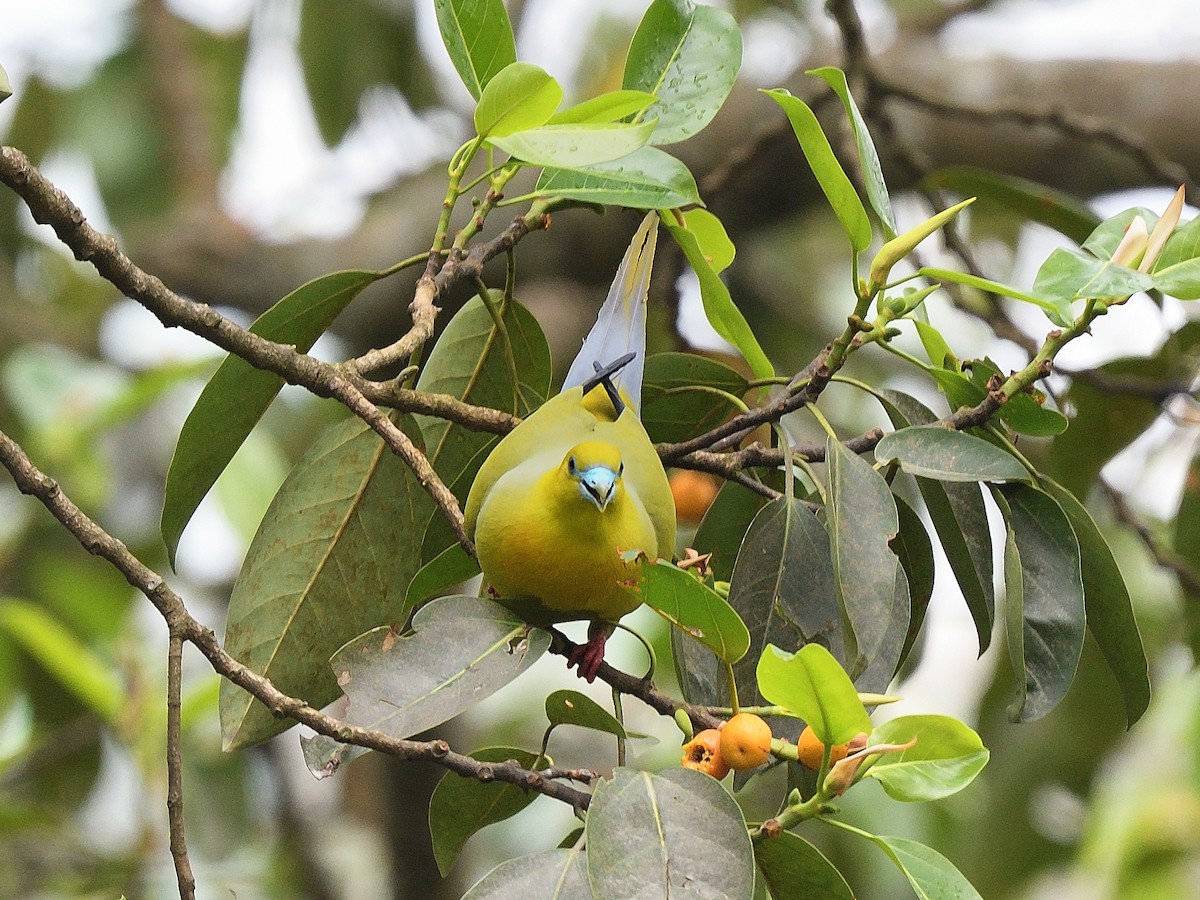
[561,441,624,512]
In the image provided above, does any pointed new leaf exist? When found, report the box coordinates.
[630,558,750,664]
[535,145,701,209]
[866,715,989,802]
[462,849,591,899]
[875,391,995,653]
[756,643,871,746]
[809,66,895,237]
[665,218,774,380]
[162,269,381,563]
[1039,478,1149,726]
[728,497,841,711]
[434,0,516,100]
[762,89,871,252]
[875,426,1032,483]
[474,62,562,138]
[826,438,901,670]
[586,767,754,899]
[490,120,658,169]
[545,690,625,738]
[754,831,854,900]
[622,0,742,145]
[219,413,434,750]
[993,484,1085,722]
[303,597,549,777]
[430,746,544,875]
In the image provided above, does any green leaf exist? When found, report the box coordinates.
[677,208,735,274]
[665,219,774,380]
[218,413,434,750]
[1176,456,1200,657]
[0,599,123,723]
[755,643,871,746]
[694,480,769,583]
[993,484,1085,722]
[1082,207,1159,260]
[965,358,1068,437]
[434,0,516,100]
[631,558,750,664]
[474,62,562,139]
[891,495,935,666]
[489,120,656,168]
[923,167,1100,245]
[430,746,544,875]
[762,88,872,252]
[1151,257,1200,299]
[1033,247,1155,304]
[586,767,754,898]
[866,715,989,801]
[161,269,381,564]
[875,391,995,654]
[914,318,956,370]
[548,90,657,125]
[0,64,11,104]
[875,426,1032,483]
[405,542,480,609]
[859,833,984,900]
[826,438,902,671]
[809,66,895,238]
[640,352,747,444]
[545,690,626,738]
[302,597,550,777]
[1039,478,1149,727]
[754,831,854,900]
[1150,210,1200,271]
[919,266,1072,326]
[728,497,841,712]
[535,145,701,209]
[870,199,975,288]
[622,0,742,145]
[462,848,591,899]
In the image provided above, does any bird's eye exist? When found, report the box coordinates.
[567,456,576,473]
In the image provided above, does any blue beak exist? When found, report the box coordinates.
[578,466,618,511]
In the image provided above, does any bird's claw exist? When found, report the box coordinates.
[567,630,608,683]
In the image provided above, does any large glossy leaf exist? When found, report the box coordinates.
[1049,322,1200,497]
[866,715,989,802]
[665,218,774,380]
[756,643,872,746]
[923,166,1100,245]
[875,426,1032,483]
[586,767,754,899]
[762,89,871,252]
[162,269,381,564]
[474,62,562,138]
[430,746,544,875]
[1040,478,1149,726]
[826,438,901,670]
[727,497,841,712]
[622,0,742,145]
[630,558,750,664]
[964,358,1068,437]
[535,146,701,209]
[490,121,658,169]
[462,849,591,899]
[754,831,854,900]
[219,413,434,750]
[808,66,895,237]
[433,0,516,100]
[891,494,934,667]
[545,690,626,738]
[640,352,748,444]
[993,484,1085,722]
[302,597,549,777]
[1081,207,1158,260]
[876,391,995,654]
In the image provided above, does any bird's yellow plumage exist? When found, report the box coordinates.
[465,383,675,624]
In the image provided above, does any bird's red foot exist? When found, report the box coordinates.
[567,625,609,682]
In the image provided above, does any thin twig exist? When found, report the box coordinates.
[166,631,195,900]
[1103,480,1200,595]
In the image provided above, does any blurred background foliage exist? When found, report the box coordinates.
[1,0,1199,897]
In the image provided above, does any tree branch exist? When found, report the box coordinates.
[166,631,195,900]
